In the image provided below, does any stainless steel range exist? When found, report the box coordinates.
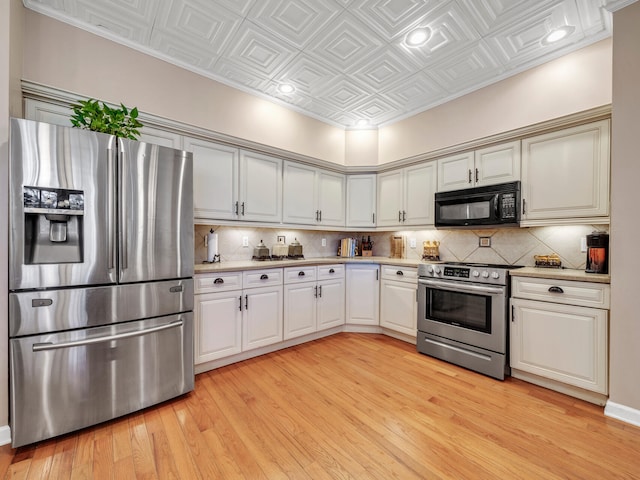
[417,262,522,380]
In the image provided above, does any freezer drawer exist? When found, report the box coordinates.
[9,279,194,337]
[10,313,194,447]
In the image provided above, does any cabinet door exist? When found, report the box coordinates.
[24,99,72,126]
[521,120,610,221]
[380,280,417,336]
[346,174,376,227]
[345,265,379,325]
[404,163,437,226]
[195,291,242,364]
[282,162,317,225]
[317,170,346,226]
[510,298,608,394]
[317,278,345,330]
[139,126,182,149]
[437,151,474,192]
[185,138,239,220]
[240,151,283,222]
[376,170,403,226]
[242,285,283,350]
[474,140,520,187]
[283,282,317,340]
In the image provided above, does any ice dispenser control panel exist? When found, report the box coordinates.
[23,187,84,214]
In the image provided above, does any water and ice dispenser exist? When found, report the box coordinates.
[23,186,85,264]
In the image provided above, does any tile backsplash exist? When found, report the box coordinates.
[195,224,608,270]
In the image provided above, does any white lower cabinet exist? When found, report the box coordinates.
[346,264,379,325]
[510,276,610,403]
[194,269,283,364]
[283,265,345,340]
[242,284,284,350]
[380,266,418,337]
[195,290,242,363]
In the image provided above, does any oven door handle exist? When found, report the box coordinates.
[418,278,505,296]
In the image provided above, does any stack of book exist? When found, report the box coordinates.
[339,237,357,257]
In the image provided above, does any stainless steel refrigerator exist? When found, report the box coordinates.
[8,118,195,447]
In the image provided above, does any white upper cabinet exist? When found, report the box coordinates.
[240,151,283,223]
[436,152,474,192]
[437,141,521,192]
[185,137,239,221]
[138,126,182,149]
[346,174,377,228]
[520,120,610,224]
[282,161,345,227]
[24,99,72,126]
[188,141,282,223]
[377,163,436,227]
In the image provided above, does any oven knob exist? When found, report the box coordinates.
[482,271,490,278]
[427,266,434,274]
[472,270,480,277]
[434,267,442,275]
[491,272,500,279]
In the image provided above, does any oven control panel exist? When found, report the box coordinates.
[418,263,514,286]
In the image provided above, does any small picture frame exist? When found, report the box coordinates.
[479,237,491,247]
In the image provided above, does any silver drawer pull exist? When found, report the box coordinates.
[32,299,53,308]
[213,278,224,284]
[169,285,183,293]
[548,286,564,294]
[33,321,183,352]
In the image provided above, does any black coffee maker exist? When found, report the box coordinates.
[585,232,609,274]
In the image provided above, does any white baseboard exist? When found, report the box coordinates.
[0,425,11,446]
[604,400,640,428]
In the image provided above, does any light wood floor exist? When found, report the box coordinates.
[1,333,639,479]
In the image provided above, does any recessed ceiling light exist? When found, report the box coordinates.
[541,26,576,45]
[404,27,431,47]
[278,84,295,94]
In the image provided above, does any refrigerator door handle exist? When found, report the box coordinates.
[108,139,117,271]
[32,320,184,352]
[119,142,128,271]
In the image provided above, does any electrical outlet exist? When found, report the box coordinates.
[322,238,326,247]
[242,236,249,247]
[410,238,417,249]
[581,237,587,252]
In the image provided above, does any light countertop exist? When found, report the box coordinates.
[510,266,610,284]
[195,256,422,273]
[195,258,611,284]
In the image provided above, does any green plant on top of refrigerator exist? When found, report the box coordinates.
[70,98,143,140]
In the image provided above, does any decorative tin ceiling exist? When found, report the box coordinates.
[23,0,631,128]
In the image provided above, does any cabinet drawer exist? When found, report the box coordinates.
[195,271,243,294]
[511,277,610,308]
[243,268,283,288]
[317,264,345,280]
[381,265,418,283]
[284,266,317,284]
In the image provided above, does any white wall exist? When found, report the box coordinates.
[609,1,640,414]
[1,0,25,444]
[378,39,612,164]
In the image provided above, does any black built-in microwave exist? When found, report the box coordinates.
[434,181,520,228]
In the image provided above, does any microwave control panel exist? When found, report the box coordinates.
[499,193,517,219]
